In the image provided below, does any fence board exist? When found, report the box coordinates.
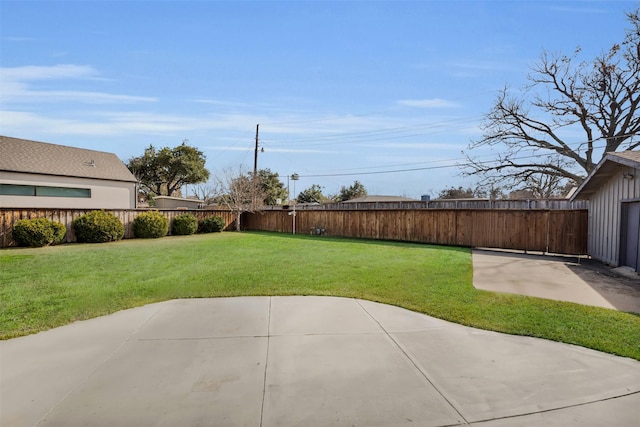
[244,209,588,255]
[265,198,588,211]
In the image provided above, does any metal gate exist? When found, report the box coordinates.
[620,201,640,272]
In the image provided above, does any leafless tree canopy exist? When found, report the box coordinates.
[466,9,640,189]
[212,167,266,231]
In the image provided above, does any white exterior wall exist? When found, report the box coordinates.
[0,171,136,209]
[588,164,640,266]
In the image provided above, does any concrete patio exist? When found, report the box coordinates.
[472,249,640,313]
[2,296,639,426]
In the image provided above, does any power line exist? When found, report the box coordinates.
[296,137,628,179]
[262,115,482,146]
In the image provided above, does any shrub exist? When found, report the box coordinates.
[51,221,67,245]
[199,216,225,233]
[171,213,198,236]
[133,211,169,238]
[73,211,125,243]
[12,218,66,247]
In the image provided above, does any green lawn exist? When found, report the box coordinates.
[1,231,639,360]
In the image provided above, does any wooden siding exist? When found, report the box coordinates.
[0,209,236,247]
[588,166,640,266]
[244,209,588,255]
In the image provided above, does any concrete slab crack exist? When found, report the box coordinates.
[259,296,272,427]
[356,299,471,426]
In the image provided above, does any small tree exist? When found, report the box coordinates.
[437,186,475,199]
[213,167,266,231]
[297,184,325,204]
[257,169,288,205]
[191,181,217,206]
[337,180,367,202]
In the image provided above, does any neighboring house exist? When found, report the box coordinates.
[571,150,640,272]
[154,196,204,210]
[0,136,138,209]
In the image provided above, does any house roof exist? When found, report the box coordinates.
[342,195,419,203]
[0,136,137,183]
[571,150,640,200]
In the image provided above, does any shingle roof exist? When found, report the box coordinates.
[0,136,137,182]
[571,150,640,200]
[609,150,640,164]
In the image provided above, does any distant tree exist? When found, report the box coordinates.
[257,169,287,205]
[473,184,506,200]
[192,181,217,205]
[213,167,265,231]
[337,180,367,202]
[127,142,209,198]
[465,9,640,188]
[510,172,576,199]
[521,172,568,199]
[297,184,325,204]
[437,186,475,199]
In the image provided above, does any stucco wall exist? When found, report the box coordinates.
[155,197,203,209]
[588,164,640,266]
[0,171,136,209]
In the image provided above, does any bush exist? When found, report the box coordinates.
[12,218,66,247]
[51,221,67,245]
[73,211,125,243]
[199,216,225,233]
[133,211,169,238]
[171,213,198,236]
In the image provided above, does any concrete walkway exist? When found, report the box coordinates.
[2,296,640,426]
[472,249,640,313]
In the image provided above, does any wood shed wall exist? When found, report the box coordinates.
[588,165,640,266]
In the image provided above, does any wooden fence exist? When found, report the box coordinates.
[0,207,588,255]
[0,209,237,247]
[244,209,589,255]
[263,198,588,210]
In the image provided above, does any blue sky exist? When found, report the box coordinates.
[1,0,636,198]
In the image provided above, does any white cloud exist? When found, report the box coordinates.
[0,64,156,104]
[396,98,460,108]
[0,111,122,136]
[0,110,188,136]
[1,64,97,81]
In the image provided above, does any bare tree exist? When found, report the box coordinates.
[213,167,266,231]
[191,181,217,205]
[512,166,570,199]
[466,9,640,188]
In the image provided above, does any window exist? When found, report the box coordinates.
[0,184,91,198]
[0,184,36,196]
[36,186,91,198]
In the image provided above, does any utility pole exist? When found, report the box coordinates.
[253,124,259,210]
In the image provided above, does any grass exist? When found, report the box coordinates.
[1,231,639,360]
